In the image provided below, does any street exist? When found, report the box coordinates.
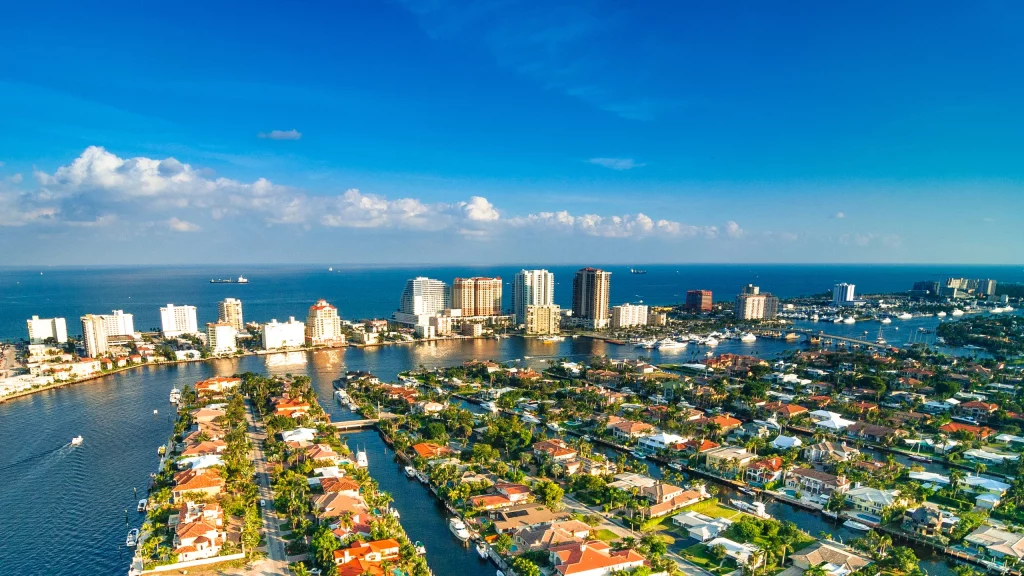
[245,401,291,576]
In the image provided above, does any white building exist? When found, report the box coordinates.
[305,299,345,346]
[262,317,305,349]
[26,316,68,344]
[513,269,555,325]
[80,314,108,358]
[611,304,649,329]
[832,283,856,307]
[98,310,135,338]
[217,298,244,331]
[160,304,199,337]
[638,432,684,452]
[206,322,238,355]
[525,304,561,335]
[394,277,450,327]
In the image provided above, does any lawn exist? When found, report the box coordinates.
[594,529,620,542]
[681,499,746,521]
[680,543,737,576]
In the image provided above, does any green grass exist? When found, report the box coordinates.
[680,543,736,575]
[681,499,746,521]
[594,529,620,542]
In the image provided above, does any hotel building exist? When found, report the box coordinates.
[525,304,561,335]
[734,285,779,320]
[513,269,555,325]
[611,304,649,329]
[217,298,244,331]
[262,317,305,349]
[452,277,503,316]
[206,322,238,355]
[572,268,611,329]
[160,304,199,337]
[26,316,68,344]
[685,290,713,312]
[305,299,345,346]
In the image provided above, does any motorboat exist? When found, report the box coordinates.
[415,470,429,484]
[729,499,770,519]
[908,454,932,463]
[449,518,471,541]
[126,528,140,547]
[811,314,820,322]
[137,499,148,513]
[990,307,1006,314]
[936,311,947,317]
[880,317,892,324]
[71,436,83,446]
[482,401,499,413]
[414,541,427,555]
[404,466,417,478]
[539,335,565,343]
[655,338,686,350]
[546,422,561,432]
[582,434,592,442]
[843,520,872,531]
[822,510,839,519]
[630,450,647,460]
[951,309,964,316]
[521,413,542,425]
[476,541,489,559]
[355,450,368,468]
[740,333,757,343]
[390,508,400,519]
[843,317,856,324]
[704,337,720,347]
[636,339,657,349]
[169,388,181,404]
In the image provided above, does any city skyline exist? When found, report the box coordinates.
[2,2,1024,265]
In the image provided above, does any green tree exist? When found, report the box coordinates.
[311,525,340,569]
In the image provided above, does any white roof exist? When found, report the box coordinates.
[282,427,317,443]
[771,435,803,449]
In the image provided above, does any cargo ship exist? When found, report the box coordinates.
[210,275,248,284]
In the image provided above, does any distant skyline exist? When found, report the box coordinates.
[1,1,1023,265]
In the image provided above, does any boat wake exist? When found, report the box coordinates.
[0,442,73,472]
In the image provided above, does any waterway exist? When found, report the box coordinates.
[0,334,977,575]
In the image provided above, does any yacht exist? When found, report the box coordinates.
[951,309,964,316]
[740,333,757,343]
[482,401,499,413]
[636,339,657,349]
[729,499,770,519]
[169,388,181,404]
[449,518,471,541]
[936,311,947,317]
[880,317,892,324]
[355,450,368,468]
[704,337,720,347]
[843,520,872,531]
[631,450,647,460]
[546,422,561,432]
[71,436,83,446]
[897,312,913,320]
[810,314,820,322]
[832,316,843,323]
[843,317,856,324]
[990,307,1006,314]
[137,499,148,513]
[126,528,140,547]
[415,470,429,484]
[414,541,427,555]
[655,338,687,350]
[476,541,489,559]
[404,466,417,478]
[539,335,565,343]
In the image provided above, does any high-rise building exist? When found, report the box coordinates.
[611,304,649,329]
[572,268,612,329]
[160,304,199,337]
[399,277,450,316]
[217,298,244,331]
[685,290,713,312]
[98,310,135,338]
[26,316,68,344]
[452,277,503,316]
[262,317,305,349]
[832,283,856,307]
[735,284,778,320]
[513,270,555,324]
[80,314,108,358]
[206,322,238,355]
[978,279,997,297]
[305,299,345,346]
[911,281,940,296]
[525,304,561,335]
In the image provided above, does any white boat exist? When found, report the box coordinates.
[843,520,872,531]
[539,335,565,343]
[71,436,83,446]
[355,450,368,468]
[126,528,140,547]
[449,518,471,541]
[832,316,843,323]
[895,312,911,320]
[655,338,687,350]
[390,508,400,519]
[404,466,417,478]
[951,309,964,316]
[936,311,947,317]
[811,314,820,322]
[990,307,1005,314]
[476,541,489,558]
[236,275,248,284]
[521,413,542,425]
[137,499,148,513]
[169,388,181,404]
[740,333,757,343]
[335,390,349,403]
[843,317,856,324]
[880,317,892,324]
[635,339,657,349]
[631,450,647,460]
[729,499,770,519]
[546,422,561,432]
[415,541,426,555]
[482,401,499,413]
[704,337,719,347]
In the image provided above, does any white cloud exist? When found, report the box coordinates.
[725,220,744,239]
[6,173,22,184]
[460,196,500,222]
[258,129,302,140]
[834,211,845,219]
[587,157,644,170]
[168,217,200,232]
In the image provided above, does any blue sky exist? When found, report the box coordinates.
[1,0,1022,265]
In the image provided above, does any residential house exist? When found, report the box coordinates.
[273,397,311,418]
[845,487,902,516]
[790,542,872,576]
[903,507,954,539]
[303,443,341,466]
[533,439,578,462]
[964,526,1024,561]
[940,422,995,439]
[606,417,655,441]
[638,432,685,453]
[706,537,760,566]
[333,539,401,576]
[411,442,457,460]
[548,541,646,576]
[959,401,999,422]
[671,511,733,542]
[195,376,241,396]
[492,503,571,533]
[513,520,592,553]
[764,402,808,419]
[173,515,226,562]
[703,446,755,473]
[172,469,225,502]
[785,468,849,497]
[846,422,903,443]
[745,457,785,486]
[313,492,368,525]
[803,441,860,463]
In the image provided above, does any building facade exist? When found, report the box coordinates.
[452,277,503,316]
[160,304,199,337]
[735,285,778,320]
[525,304,561,335]
[206,322,238,355]
[80,314,108,358]
[26,316,68,344]
[513,269,555,324]
[305,299,345,346]
[832,283,856,306]
[262,317,305,349]
[399,277,449,316]
[572,268,611,329]
[217,298,244,331]
[99,310,135,338]
[611,304,649,329]
[685,290,713,312]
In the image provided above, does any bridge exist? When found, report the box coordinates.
[330,413,399,431]
[788,329,897,350]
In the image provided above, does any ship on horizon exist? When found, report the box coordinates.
[210,275,249,284]
[630,268,647,274]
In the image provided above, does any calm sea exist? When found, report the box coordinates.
[1,264,1021,340]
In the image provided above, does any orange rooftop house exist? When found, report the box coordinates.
[334,539,401,576]
[411,442,457,460]
[533,439,578,462]
[940,422,996,439]
[274,397,312,418]
[172,469,225,502]
[549,540,646,576]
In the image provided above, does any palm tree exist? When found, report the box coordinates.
[949,469,965,497]
[876,534,893,559]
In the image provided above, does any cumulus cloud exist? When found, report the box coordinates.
[6,173,22,184]
[587,157,644,170]
[509,210,720,240]
[168,217,200,232]
[834,211,845,219]
[839,232,901,247]
[257,129,302,141]
[725,220,744,239]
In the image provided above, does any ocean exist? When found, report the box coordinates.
[1,264,1021,340]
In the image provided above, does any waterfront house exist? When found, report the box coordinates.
[963,448,1019,465]
[191,407,226,424]
[771,435,803,450]
[578,457,617,476]
[470,494,515,510]
[696,414,743,433]
[646,488,704,518]
[764,402,808,419]
[273,397,312,418]
[320,477,361,497]
[533,439,578,462]
[903,507,954,539]
[412,400,445,415]
[845,422,903,443]
[844,487,902,516]
[809,410,855,431]
[939,422,995,439]
[313,492,368,524]
[302,443,341,466]
[173,516,226,562]
[680,438,720,454]
[281,427,318,445]
[496,483,532,503]
[548,540,646,576]
[745,457,785,486]
[964,526,1024,561]
[785,468,849,497]
[195,377,241,396]
[180,440,227,458]
[638,432,686,453]
[671,511,732,542]
[172,469,225,502]
[706,537,760,566]
[606,417,655,441]
[959,401,999,422]
[789,542,872,576]
[492,503,571,533]
[411,442,457,460]
[803,441,860,463]
[333,538,401,576]
[703,446,755,473]
[513,520,592,553]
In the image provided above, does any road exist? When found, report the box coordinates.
[245,401,291,576]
